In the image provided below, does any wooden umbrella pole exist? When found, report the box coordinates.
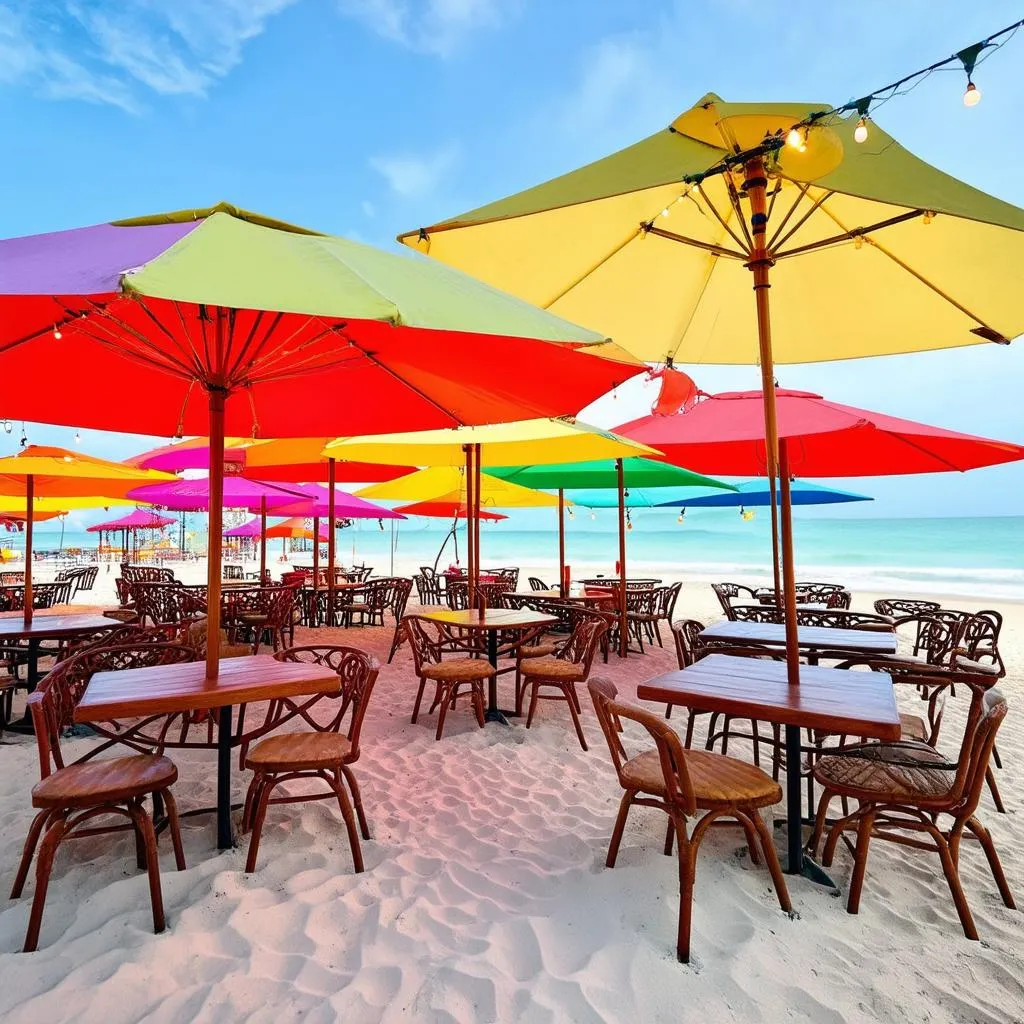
[473,443,482,607]
[558,487,566,598]
[616,458,627,657]
[311,516,320,625]
[327,458,336,626]
[744,153,800,685]
[768,474,782,608]
[259,495,267,584]
[23,474,33,625]
[205,386,226,681]
[464,444,476,607]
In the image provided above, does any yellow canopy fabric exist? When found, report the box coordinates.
[0,495,142,514]
[0,446,176,499]
[324,418,656,467]
[356,467,564,508]
[400,92,1024,365]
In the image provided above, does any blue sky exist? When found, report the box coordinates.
[1,0,1023,523]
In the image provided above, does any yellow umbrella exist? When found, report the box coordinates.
[0,495,143,514]
[0,446,175,622]
[357,467,564,508]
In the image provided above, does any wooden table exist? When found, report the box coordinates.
[518,589,613,605]
[638,654,900,883]
[0,613,120,731]
[418,608,558,724]
[75,656,339,850]
[700,621,897,661]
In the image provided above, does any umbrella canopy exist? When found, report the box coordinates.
[86,508,177,532]
[660,478,871,508]
[0,203,634,437]
[400,94,1024,364]
[130,437,411,484]
[325,418,656,467]
[395,500,507,521]
[127,476,310,512]
[0,446,176,500]
[270,483,405,520]
[615,389,1024,477]
[487,456,733,491]
[224,517,262,538]
[264,517,330,541]
[357,467,563,508]
[0,495,136,515]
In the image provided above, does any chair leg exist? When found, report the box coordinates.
[23,811,69,953]
[127,801,167,935]
[992,742,1002,770]
[683,711,696,749]
[410,677,427,724]
[965,816,1015,909]
[674,815,696,963]
[242,775,265,834]
[330,768,364,873]
[750,809,792,913]
[11,809,52,899]
[162,789,187,871]
[664,817,675,856]
[985,766,1006,813]
[932,826,978,940]
[808,790,833,858]
[846,808,877,916]
[606,791,634,868]
[735,810,761,866]
[473,682,486,729]
[665,703,673,720]
[245,775,277,873]
[525,681,540,729]
[341,764,371,841]
[563,683,588,751]
[435,684,452,741]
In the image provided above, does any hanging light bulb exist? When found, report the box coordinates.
[677,511,685,524]
[590,510,596,521]
[963,80,981,107]
[785,127,804,151]
[854,235,864,250]
[923,210,934,225]
[73,430,81,444]
[854,117,868,144]
[53,326,62,340]
[567,507,575,520]
[660,207,670,218]
[2,420,11,434]
[626,519,633,532]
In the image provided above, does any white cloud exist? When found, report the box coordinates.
[338,0,510,57]
[370,146,459,198]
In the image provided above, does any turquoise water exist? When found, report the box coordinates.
[14,514,1024,600]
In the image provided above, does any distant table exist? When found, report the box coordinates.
[418,607,558,724]
[518,589,612,605]
[75,655,339,850]
[0,613,119,731]
[700,621,897,661]
[638,654,900,883]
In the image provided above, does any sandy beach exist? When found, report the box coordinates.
[0,565,1019,1023]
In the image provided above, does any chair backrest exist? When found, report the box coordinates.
[795,582,846,599]
[558,616,607,677]
[874,598,940,617]
[0,570,25,585]
[402,615,445,673]
[793,608,893,632]
[656,582,681,620]
[528,577,549,592]
[895,613,962,665]
[497,567,520,587]
[731,603,783,624]
[390,577,413,620]
[588,676,697,816]
[31,581,72,609]
[273,646,380,759]
[130,581,186,625]
[824,589,853,610]
[413,572,443,605]
[957,611,1005,676]
[671,619,705,669]
[223,564,244,579]
[953,687,1008,816]
[446,579,470,610]
[122,565,177,584]
[711,582,754,619]
[28,641,196,777]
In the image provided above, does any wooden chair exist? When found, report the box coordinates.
[874,598,940,617]
[241,646,380,874]
[520,617,607,750]
[11,654,188,952]
[528,577,549,591]
[588,677,791,963]
[403,615,492,740]
[809,686,1014,939]
[386,578,415,662]
[413,571,444,606]
[711,582,758,620]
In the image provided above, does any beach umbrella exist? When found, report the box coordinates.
[264,517,331,542]
[224,518,263,538]
[487,458,733,651]
[395,501,507,522]
[0,446,175,622]
[0,202,635,682]
[328,418,654,612]
[86,506,177,562]
[357,466,564,508]
[661,478,872,508]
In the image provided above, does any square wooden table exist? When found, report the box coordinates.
[75,656,339,849]
[700,621,897,660]
[638,654,900,882]
[418,608,558,724]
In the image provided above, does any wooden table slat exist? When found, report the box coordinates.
[700,620,897,654]
[418,608,558,632]
[0,613,120,640]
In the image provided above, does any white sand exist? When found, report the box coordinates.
[0,568,1021,1023]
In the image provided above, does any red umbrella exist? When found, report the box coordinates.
[395,500,507,521]
[616,389,1024,476]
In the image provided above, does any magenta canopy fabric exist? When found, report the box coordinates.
[224,518,262,538]
[273,483,405,520]
[127,477,310,512]
[86,508,176,532]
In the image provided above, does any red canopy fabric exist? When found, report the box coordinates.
[86,508,176,532]
[615,389,1024,477]
[395,500,507,521]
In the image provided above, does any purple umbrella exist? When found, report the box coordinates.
[224,518,263,538]
[127,476,310,512]
[273,483,405,520]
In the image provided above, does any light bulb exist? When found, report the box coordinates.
[53,327,62,340]
[626,520,633,532]
[2,421,10,434]
[785,127,804,150]
[854,117,868,144]
[923,211,934,225]
[963,81,981,107]
[661,207,669,218]
[73,430,81,444]
[590,510,596,521]
[677,512,684,523]
[854,235,864,250]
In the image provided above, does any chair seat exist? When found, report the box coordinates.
[521,656,585,682]
[519,642,560,660]
[899,712,929,742]
[814,740,955,802]
[422,658,495,682]
[246,732,352,771]
[32,755,178,809]
[236,612,268,625]
[621,749,782,809]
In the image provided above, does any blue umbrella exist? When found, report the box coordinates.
[657,479,872,508]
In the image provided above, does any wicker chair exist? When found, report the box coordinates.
[223,564,245,580]
[588,677,791,963]
[403,615,492,740]
[874,598,941,617]
[0,570,25,585]
[11,654,188,952]
[241,646,380,873]
[520,616,607,750]
[225,586,297,653]
[809,686,1014,939]
[343,578,396,628]
[386,578,415,662]
[528,577,549,591]
[413,571,444,606]
[711,582,758,620]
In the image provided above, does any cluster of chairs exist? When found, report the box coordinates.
[55,565,98,597]
[9,621,379,951]
[713,580,853,619]
[0,580,73,613]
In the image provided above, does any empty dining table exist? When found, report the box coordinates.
[699,620,897,660]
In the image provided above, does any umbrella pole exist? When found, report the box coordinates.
[23,474,33,625]
[327,458,336,626]
[464,444,476,607]
[205,387,226,682]
[616,458,627,658]
[768,474,782,608]
[474,443,482,602]
[312,516,320,625]
[558,487,566,598]
[259,496,267,584]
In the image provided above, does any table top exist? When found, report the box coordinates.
[637,654,900,739]
[0,613,118,640]
[518,589,612,604]
[418,608,559,632]
[74,655,339,722]
[701,620,897,654]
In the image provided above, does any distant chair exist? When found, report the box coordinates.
[413,571,444,607]
[528,577,550,592]
[711,582,758,620]
[223,564,245,580]
[874,598,941,618]
[387,578,415,662]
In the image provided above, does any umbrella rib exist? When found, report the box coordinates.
[74,324,196,381]
[774,209,922,259]
[230,311,286,383]
[770,187,836,254]
[766,184,812,250]
[666,251,722,366]
[223,310,268,383]
[696,184,750,255]
[77,307,198,380]
[540,225,645,310]
[644,226,746,260]
[243,319,335,379]
[169,300,208,379]
[722,175,755,252]
[0,299,113,356]
[134,296,209,380]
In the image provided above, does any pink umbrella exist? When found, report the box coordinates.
[127,477,309,511]
[224,518,262,538]
[86,507,177,562]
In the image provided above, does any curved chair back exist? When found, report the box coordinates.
[559,616,607,678]
[402,615,445,674]
[413,572,444,605]
[954,688,1008,816]
[711,582,755,620]
[528,577,549,592]
[874,598,940,617]
[671,619,705,669]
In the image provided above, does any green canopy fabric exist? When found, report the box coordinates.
[488,457,734,491]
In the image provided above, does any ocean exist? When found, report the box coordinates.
[13,513,1023,601]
